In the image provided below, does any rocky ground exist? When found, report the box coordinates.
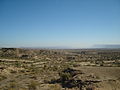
[0,48,120,90]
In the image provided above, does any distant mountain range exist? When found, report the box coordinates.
[93,45,120,48]
[1,45,120,49]
[19,46,72,49]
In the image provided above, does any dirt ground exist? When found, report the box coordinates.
[75,66,120,90]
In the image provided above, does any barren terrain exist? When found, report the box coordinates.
[0,48,120,90]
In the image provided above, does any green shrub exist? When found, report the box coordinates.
[59,72,71,81]
[28,80,39,90]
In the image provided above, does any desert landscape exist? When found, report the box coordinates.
[1,0,120,90]
[0,48,120,90]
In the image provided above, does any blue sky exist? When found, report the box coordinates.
[0,0,120,48]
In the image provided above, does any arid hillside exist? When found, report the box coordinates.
[0,48,120,90]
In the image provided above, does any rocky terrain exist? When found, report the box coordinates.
[0,48,120,90]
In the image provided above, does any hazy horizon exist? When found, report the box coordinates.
[0,0,120,48]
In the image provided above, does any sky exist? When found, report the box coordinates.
[0,0,120,48]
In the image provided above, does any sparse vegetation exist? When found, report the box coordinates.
[28,80,39,90]
[0,48,120,90]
